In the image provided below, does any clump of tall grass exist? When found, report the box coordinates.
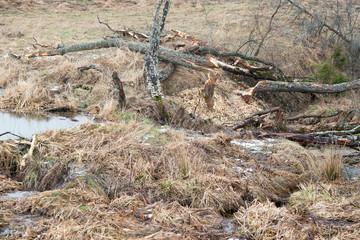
[272,141,343,182]
[321,150,343,181]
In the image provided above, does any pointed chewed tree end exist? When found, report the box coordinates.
[237,87,256,103]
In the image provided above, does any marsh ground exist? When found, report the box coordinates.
[0,0,359,239]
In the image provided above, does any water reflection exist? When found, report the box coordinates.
[0,111,89,141]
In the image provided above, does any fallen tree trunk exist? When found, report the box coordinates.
[241,130,360,148]
[10,39,210,71]
[11,39,281,79]
[238,79,360,102]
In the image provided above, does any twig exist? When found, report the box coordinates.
[287,110,343,121]
[0,131,31,141]
[32,37,53,49]
[78,64,104,73]
[97,15,117,33]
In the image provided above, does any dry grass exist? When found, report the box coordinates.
[322,150,344,181]
[1,0,359,239]
[270,140,346,183]
[0,174,21,192]
[235,197,360,240]
[0,120,308,238]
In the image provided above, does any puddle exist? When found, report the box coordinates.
[0,191,37,200]
[0,191,40,237]
[220,219,237,234]
[0,111,89,141]
[0,214,40,237]
[67,164,89,179]
[343,165,360,181]
[231,139,276,155]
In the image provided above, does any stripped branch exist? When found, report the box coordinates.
[196,46,286,77]
[246,130,360,148]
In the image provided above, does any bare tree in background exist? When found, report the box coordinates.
[287,0,360,79]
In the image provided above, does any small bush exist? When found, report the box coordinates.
[313,63,334,84]
[332,72,350,84]
[331,46,348,70]
[312,47,350,84]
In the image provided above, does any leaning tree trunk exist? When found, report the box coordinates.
[144,0,171,98]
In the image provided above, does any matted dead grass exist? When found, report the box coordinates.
[1,0,360,239]
[235,198,360,240]
[0,174,21,192]
[0,120,310,238]
[5,188,243,239]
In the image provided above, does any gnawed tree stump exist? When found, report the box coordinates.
[112,71,126,109]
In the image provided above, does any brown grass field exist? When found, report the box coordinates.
[0,0,360,239]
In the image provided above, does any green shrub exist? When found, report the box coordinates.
[312,47,350,84]
[331,46,348,69]
[332,72,350,84]
[313,63,334,84]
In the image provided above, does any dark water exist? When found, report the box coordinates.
[0,88,89,140]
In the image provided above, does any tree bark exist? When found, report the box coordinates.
[242,130,360,148]
[14,40,280,79]
[144,0,171,98]
[239,79,360,102]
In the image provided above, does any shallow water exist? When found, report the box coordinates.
[0,191,37,200]
[0,88,89,140]
[0,191,40,237]
[231,138,276,155]
[231,138,360,181]
[0,111,89,140]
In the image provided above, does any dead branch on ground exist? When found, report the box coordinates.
[287,110,343,121]
[242,130,360,148]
